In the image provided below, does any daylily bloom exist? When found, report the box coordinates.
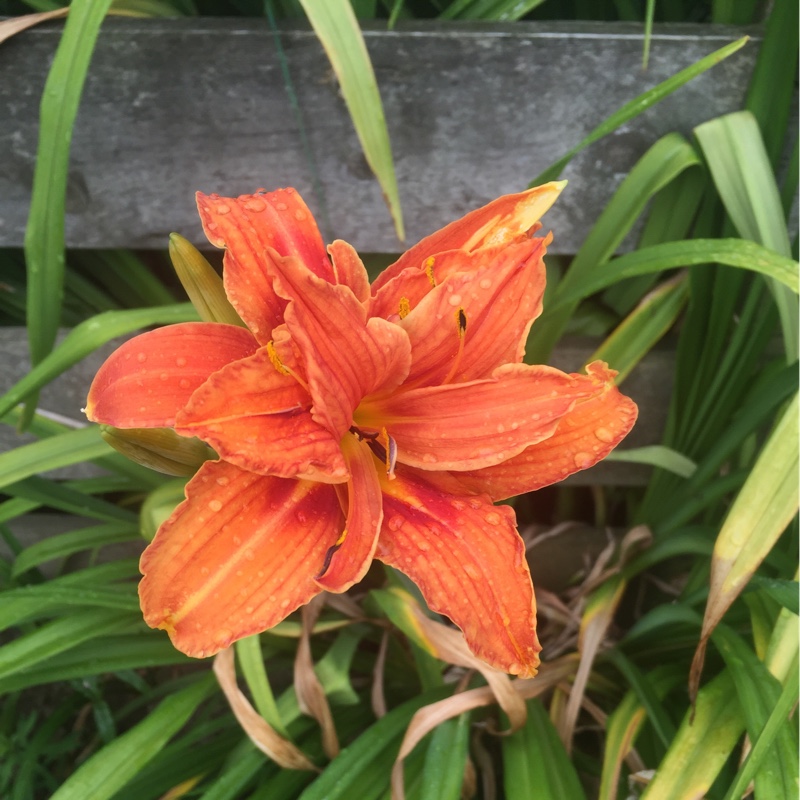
[86,184,637,677]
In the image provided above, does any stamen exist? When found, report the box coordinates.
[442,307,467,385]
[398,296,411,320]
[317,528,348,578]
[424,257,436,287]
[266,340,290,375]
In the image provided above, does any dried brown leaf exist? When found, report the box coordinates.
[371,629,390,719]
[213,648,317,771]
[0,8,68,46]
[294,596,339,758]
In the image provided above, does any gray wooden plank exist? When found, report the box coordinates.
[0,19,758,254]
[0,327,672,485]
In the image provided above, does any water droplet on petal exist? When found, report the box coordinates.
[176,356,187,367]
[215,203,231,215]
[244,198,266,212]
[422,453,438,463]
[574,452,593,468]
[216,476,229,486]
[594,427,614,443]
[137,352,147,363]
[208,499,222,512]
[296,510,307,523]
[451,499,466,511]
[387,515,404,531]
[479,278,492,289]
[484,511,501,525]
[447,293,462,306]
[179,379,190,389]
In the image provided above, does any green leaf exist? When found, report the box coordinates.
[49,674,215,800]
[298,0,404,240]
[746,577,799,615]
[297,686,450,800]
[695,111,797,361]
[531,36,749,185]
[0,426,111,492]
[550,239,799,311]
[589,273,688,383]
[12,521,140,577]
[604,445,696,479]
[502,698,587,800]
[23,0,114,423]
[419,713,471,800]
[235,635,289,737]
[0,303,198,423]
[0,609,141,686]
[527,133,701,362]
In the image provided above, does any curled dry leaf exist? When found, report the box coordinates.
[391,655,578,800]
[371,629,390,719]
[0,8,68,46]
[213,647,317,771]
[294,596,339,759]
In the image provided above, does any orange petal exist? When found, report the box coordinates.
[139,460,343,657]
[376,467,540,677]
[86,323,258,428]
[398,238,547,387]
[455,361,638,500]
[197,188,333,342]
[175,349,348,483]
[371,182,564,294]
[328,240,371,305]
[360,363,598,471]
[268,253,412,437]
[369,266,437,322]
[315,435,383,592]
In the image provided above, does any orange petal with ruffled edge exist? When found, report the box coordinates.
[328,240,371,305]
[369,266,438,322]
[359,363,598,471]
[315,435,383,592]
[371,182,565,294]
[174,349,348,483]
[267,252,412,438]
[197,188,333,343]
[86,323,258,428]
[139,459,343,657]
[398,238,547,387]
[455,362,638,500]
[376,466,540,677]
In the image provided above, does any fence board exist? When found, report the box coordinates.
[0,19,757,253]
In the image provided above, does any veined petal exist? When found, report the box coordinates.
[328,240,371,305]
[175,349,348,483]
[359,363,598,471]
[369,266,437,322]
[86,323,258,428]
[376,467,540,677]
[197,188,333,342]
[455,362,638,499]
[371,182,565,293]
[398,238,547,387]
[268,252,412,437]
[139,460,343,657]
[315,435,383,592]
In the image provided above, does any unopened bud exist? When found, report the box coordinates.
[100,425,214,476]
[169,233,245,326]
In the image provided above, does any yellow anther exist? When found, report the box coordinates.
[424,257,436,287]
[266,341,290,375]
[398,296,411,319]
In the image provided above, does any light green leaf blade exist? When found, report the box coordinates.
[550,239,799,310]
[589,273,688,383]
[531,36,749,185]
[698,391,798,656]
[418,713,471,800]
[604,445,696,479]
[695,110,797,361]
[23,0,114,422]
[49,674,215,800]
[746,577,799,615]
[298,0,404,240]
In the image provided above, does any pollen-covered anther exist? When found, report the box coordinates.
[442,307,467,385]
[424,257,436,287]
[266,340,290,375]
[398,296,411,320]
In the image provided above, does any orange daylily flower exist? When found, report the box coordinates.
[86,184,637,677]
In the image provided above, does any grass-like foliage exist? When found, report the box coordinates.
[0,1,797,799]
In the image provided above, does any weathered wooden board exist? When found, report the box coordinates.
[1,327,672,485]
[0,19,757,253]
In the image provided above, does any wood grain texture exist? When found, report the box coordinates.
[0,19,757,253]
